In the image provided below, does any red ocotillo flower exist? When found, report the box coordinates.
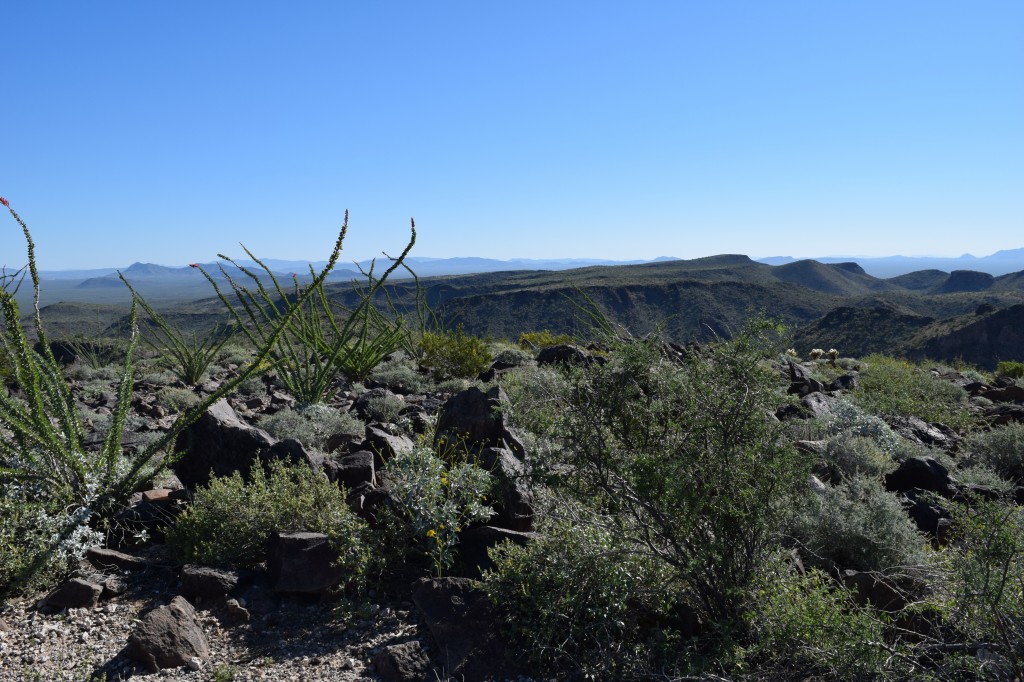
[0,197,9,208]
[189,263,200,268]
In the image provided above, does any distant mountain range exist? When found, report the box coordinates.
[32,252,1024,369]
[36,248,1024,284]
[758,248,1024,278]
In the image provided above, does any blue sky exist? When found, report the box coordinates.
[2,2,1021,269]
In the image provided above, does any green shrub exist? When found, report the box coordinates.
[816,432,895,483]
[789,475,929,572]
[382,440,493,576]
[361,394,406,424]
[156,386,202,413]
[484,521,674,678]
[0,484,103,595]
[418,326,492,380]
[259,404,363,451]
[517,329,575,350]
[995,361,1024,380]
[953,464,1015,494]
[511,319,810,626]
[826,398,902,454]
[944,498,1024,678]
[849,354,974,430]
[961,423,1024,485]
[491,346,533,367]
[370,359,428,394]
[166,459,368,574]
[743,556,899,679]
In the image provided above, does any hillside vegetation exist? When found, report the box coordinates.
[4,203,1024,679]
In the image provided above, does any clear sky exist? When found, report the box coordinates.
[2,2,1022,270]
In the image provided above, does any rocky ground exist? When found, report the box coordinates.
[0,553,442,682]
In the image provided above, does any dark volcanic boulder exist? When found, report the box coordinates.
[127,596,210,671]
[411,577,513,679]
[433,386,525,459]
[173,400,317,488]
[787,360,825,397]
[536,344,601,367]
[39,577,103,611]
[885,457,955,497]
[478,447,534,531]
[267,532,345,594]
[372,641,432,681]
[179,565,239,600]
[173,399,276,488]
[887,416,960,450]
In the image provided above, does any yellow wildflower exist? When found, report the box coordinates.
[426,529,437,538]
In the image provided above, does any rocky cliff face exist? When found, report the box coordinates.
[909,304,1024,368]
[934,270,995,294]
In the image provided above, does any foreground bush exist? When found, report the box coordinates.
[510,320,810,627]
[382,441,494,576]
[943,498,1024,678]
[166,459,368,576]
[484,521,674,678]
[743,556,898,679]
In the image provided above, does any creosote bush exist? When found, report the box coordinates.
[942,497,1024,679]
[484,521,675,678]
[166,459,368,577]
[517,329,574,350]
[995,360,1024,380]
[743,555,898,679]
[506,319,810,628]
[418,325,492,380]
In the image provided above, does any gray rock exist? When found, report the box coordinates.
[323,450,375,490]
[127,596,210,671]
[411,577,511,679]
[267,532,345,594]
[372,641,432,681]
[179,565,239,599]
[40,577,103,610]
[434,386,525,459]
[173,399,276,488]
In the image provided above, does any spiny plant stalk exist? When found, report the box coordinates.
[0,198,351,593]
[118,278,237,386]
[189,214,418,404]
